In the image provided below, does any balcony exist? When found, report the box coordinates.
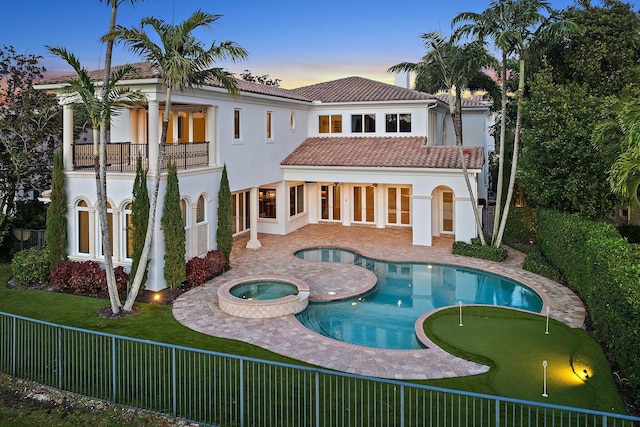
[72,141,210,172]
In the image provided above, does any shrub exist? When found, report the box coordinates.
[49,260,128,298]
[99,266,129,299]
[206,249,226,274]
[186,256,213,288]
[185,250,227,288]
[161,161,186,289]
[216,165,233,268]
[452,240,508,262]
[11,246,50,286]
[49,260,103,294]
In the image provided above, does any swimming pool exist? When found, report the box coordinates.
[295,248,543,350]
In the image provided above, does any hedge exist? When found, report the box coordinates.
[537,209,640,406]
[452,239,508,262]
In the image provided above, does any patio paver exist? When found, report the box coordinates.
[173,224,585,380]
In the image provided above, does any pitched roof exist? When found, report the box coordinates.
[435,94,492,108]
[40,62,312,102]
[281,137,484,169]
[294,76,436,103]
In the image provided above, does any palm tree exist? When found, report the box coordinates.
[46,46,146,313]
[453,0,515,247]
[492,0,581,247]
[593,98,640,210]
[116,10,248,311]
[453,0,581,248]
[388,32,497,246]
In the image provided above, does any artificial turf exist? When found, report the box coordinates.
[423,305,626,413]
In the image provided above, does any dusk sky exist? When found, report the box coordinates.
[2,0,634,88]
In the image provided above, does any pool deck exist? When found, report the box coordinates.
[172,224,585,380]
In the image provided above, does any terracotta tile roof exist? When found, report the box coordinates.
[435,94,492,109]
[281,137,484,169]
[40,62,312,102]
[294,76,436,103]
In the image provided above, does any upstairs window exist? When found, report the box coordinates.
[266,111,273,140]
[319,115,342,133]
[233,109,241,139]
[385,113,411,133]
[351,114,376,133]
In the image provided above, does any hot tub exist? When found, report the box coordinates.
[217,276,309,319]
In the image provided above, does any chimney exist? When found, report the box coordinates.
[394,72,410,89]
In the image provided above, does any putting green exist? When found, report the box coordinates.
[424,306,625,413]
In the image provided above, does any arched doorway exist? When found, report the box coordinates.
[432,186,455,237]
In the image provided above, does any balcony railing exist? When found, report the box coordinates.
[72,142,209,172]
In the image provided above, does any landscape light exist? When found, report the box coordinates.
[542,360,549,397]
[545,307,550,335]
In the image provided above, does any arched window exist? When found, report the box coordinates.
[97,202,114,256]
[124,202,133,259]
[180,199,188,228]
[196,195,205,223]
[77,200,90,254]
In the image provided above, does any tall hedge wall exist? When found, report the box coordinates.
[537,209,640,406]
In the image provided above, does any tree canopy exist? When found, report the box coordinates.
[519,0,640,218]
[0,46,61,215]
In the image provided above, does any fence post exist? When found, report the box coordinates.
[111,336,117,403]
[315,371,320,427]
[58,328,63,389]
[495,398,501,427]
[239,359,244,427]
[400,384,405,427]
[11,316,16,377]
[172,346,177,417]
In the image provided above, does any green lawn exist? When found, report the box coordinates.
[0,265,627,414]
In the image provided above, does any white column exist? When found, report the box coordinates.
[207,106,216,166]
[375,185,385,228]
[148,101,160,174]
[341,184,352,226]
[246,187,262,249]
[63,104,74,170]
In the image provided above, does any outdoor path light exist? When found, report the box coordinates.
[542,360,549,398]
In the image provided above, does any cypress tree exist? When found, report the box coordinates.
[45,150,67,271]
[130,155,149,286]
[216,164,233,269]
[161,161,185,288]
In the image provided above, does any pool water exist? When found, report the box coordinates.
[229,280,298,300]
[295,248,543,350]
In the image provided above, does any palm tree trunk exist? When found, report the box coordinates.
[495,57,525,247]
[97,0,121,314]
[452,91,486,246]
[123,86,172,311]
[491,51,508,246]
